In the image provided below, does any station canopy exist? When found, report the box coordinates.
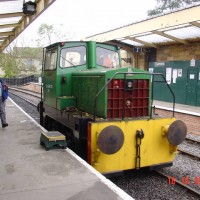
[86,4,200,51]
[0,0,56,52]
[1,2,200,52]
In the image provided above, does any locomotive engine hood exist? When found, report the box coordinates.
[71,67,151,119]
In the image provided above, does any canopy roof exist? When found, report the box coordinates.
[86,4,200,50]
[0,0,56,51]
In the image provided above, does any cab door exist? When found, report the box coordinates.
[43,49,57,108]
[186,68,198,106]
[196,70,200,106]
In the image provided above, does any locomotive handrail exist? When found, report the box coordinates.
[93,71,175,121]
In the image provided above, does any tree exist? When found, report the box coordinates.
[0,46,24,77]
[36,23,76,47]
[148,0,200,16]
[0,43,43,77]
[36,23,54,46]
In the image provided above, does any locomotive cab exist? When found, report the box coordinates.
[39,41,187,174]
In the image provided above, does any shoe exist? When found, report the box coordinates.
[2,123,8,128]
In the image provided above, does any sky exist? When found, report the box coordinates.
[16,0,157,47]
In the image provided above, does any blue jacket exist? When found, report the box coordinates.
[0,79,8,101]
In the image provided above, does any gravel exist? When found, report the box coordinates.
[110,170,199,200]
[109,135,200,199]
[159,153,200,192]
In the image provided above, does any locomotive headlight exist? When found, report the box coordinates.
[127,81,133,88]
[97,126,124,154]
[164,120,187,146]
[125,80,133,90]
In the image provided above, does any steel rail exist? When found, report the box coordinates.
[9,91,38,107]
[178,149,200,160]
[185,137,200,145]
[177,137,200,159]
[9,87,41,98]
[155,170,200,197]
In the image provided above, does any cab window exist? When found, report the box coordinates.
[45,50,57,70]
[60,46,86,68]
[96,47,120,68]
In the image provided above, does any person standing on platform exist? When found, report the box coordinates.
[0,78,8,128]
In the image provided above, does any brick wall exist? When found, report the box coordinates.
[157,41,200,62]
[129,41,200,70]
[155,108,200,136]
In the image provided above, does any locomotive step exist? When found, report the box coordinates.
[40,131,67,150]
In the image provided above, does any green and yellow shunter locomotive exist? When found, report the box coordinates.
[38,41,187,173]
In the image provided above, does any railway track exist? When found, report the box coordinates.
[157,134,200,198]
[9,91,38,107]
[178,136,200,160]
[9,89,40,123]
[9,86,40,97]
[178,149,200,160]
[9,87,40,107]
[156,170,200,197]
[185,136,200,145]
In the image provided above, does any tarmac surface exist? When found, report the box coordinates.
[0,98,134,200]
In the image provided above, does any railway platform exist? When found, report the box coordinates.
[0,98,133,200]
[153,100,200,135]
[153,100,200,116]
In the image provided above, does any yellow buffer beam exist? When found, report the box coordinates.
[89,117,177,173]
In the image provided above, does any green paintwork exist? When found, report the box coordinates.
[149,60,200,106]
[42,41,151,117]
[56,96,76,110]
[87,41,96,69]
[72,67,150,118]
[43,42,87,110]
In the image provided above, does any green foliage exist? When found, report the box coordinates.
[13,47,43,59]
[0,46,42,77]
[0,51,23,77]
[148,0,200,16]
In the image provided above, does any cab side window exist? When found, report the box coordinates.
[45,50,57,70]
[96,47,120,68]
